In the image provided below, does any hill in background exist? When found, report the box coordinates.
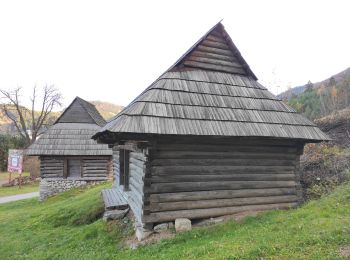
[90,101,123,120]
[278,67,350,100]
[279,67,350,120]
[0,101,123,134]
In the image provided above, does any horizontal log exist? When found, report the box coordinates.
[148,195,298,212]
[150,188,296,203]
[206,34,227,44]
[143,202,297,223]
[149,174,296,183]
[82,170,107,174]
[82,166,107,170]
[201,39,230,50]
[153,151,297,160]
[152,165,296,175]
[42,174,59,177]
[146,181,296,193]
[196,45,233,57]
[151,158,295,167]
[190,50,238,63]
[186,55,243,69]
[40,166,63,169]
[83,174,107,177]
[184,60,246,74]
[41,171,63,175]
[155,144,297,153]
[80,177,108,181]
[82,160,109,163]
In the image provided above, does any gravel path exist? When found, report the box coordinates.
[0,192,39,204]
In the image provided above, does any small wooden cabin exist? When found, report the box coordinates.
[26,97,112,200]
[93,22,329,233]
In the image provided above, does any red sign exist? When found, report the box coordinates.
[7,149,23,173]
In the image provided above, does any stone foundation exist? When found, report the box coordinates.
[39,178,101,201]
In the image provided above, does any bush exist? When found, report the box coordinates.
[301,143,350,200]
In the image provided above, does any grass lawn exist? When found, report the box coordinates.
[0,182,349,259]
[0,171,30,181]
[0,182,39,197]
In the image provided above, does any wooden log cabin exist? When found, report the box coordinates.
[93,22,329,232]
[26,97,112,200]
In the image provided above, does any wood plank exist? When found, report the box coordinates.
[201,39,230,50]
[148,195,298,212]
[146,181,296,193]
[197,45,233,56]
[154,151,297,160]
[155,144,297,153]
[184,60,246,75]
[101,188,128,210]
[151,158,295,167]
[206,34,227,44]
[190,50,238,62]
[150,188,297,203]
[186,55,243,69]
[152,165,296,175]
[150,174,296,183]
[143,202,297,223]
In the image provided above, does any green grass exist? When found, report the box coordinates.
[0,182,39,197]
[0,171,30,181]
[0,182,350,259]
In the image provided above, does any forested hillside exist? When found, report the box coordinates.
[282,67,350,120]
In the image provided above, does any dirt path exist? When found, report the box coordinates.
[0,192,39,204]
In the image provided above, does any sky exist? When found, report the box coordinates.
[0,0,349,109]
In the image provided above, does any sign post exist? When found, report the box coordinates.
[7,149,24,188]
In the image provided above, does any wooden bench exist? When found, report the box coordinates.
[101,188,129,210]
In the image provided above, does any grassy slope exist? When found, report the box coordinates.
[0,183,349,259]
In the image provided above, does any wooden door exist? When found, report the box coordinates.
[68,159,81,178]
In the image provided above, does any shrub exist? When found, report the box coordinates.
[301,143,350,200]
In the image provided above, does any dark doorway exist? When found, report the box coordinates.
[68,159,81,178]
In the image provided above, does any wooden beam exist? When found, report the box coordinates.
[143,202,297,223]
[150,188,297,203]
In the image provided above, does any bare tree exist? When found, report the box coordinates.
[0,85,62,146]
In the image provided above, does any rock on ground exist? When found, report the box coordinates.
[154,223,169,232]
[103,208,129,221]
[175,218,192,232]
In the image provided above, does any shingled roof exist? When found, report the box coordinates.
[26,97,112,156]
[55,97,106,126]
[94,22,329,142]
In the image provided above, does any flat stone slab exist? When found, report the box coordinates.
[103,208,129,221]
[101,188,128,210]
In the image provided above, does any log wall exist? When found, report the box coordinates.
[112,149,146,224]
[40,157,64,178]
[143,138,303,223]
[40,156,111,180]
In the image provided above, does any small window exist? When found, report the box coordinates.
[119,149,130,190]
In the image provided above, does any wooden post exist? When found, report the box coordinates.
[18,173,21,189]
[63,159,68,178]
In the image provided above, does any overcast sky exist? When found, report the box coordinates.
[0,0,349,109]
